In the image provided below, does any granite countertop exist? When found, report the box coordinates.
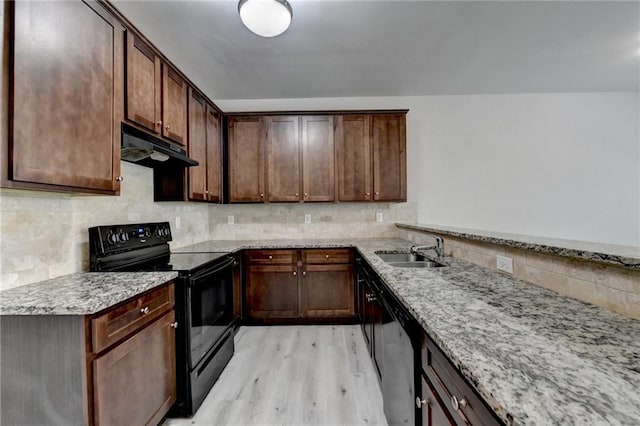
[396,222,640,270]
[0,271,178,315]
[175,238,640,425]
[1,238,638,424]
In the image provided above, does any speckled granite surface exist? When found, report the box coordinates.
[396,222,640,270]
[175,238,640,425]
[0,272,178,315]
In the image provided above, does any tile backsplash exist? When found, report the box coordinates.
[0,162,417,290]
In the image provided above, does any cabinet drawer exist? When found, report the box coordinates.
[91,283,174,354]
[245,250,297,265]
[302,249,352,264]
[421,333,500,426]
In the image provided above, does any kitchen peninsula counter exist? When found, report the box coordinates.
[0,271,178,315]
[176,238,640,425]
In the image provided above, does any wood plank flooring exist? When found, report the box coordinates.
[165,325,388,426]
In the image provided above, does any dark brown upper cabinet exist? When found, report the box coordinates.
[187,89,207,201]
[125,31,187,146]
[336,115,372,201]
[337,113,407,202]
[187,89,221,203]
[161,66,188,145]
[126,32,161,134]
[372,114,407,201]
[3,0,124,194]
[228,115,337,203]
[205,106,222,202]
[228,116,265,202]
[302,116,336,202]
[266,116,300,202]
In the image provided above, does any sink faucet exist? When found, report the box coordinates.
[411,235,444,259]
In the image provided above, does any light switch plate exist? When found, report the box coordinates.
[376,212,383,222]
[305,214,311,224]
[227,215,235,225]
[496,255,513,274]
[175,216,181,230]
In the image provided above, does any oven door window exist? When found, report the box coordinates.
[187,264,234,369]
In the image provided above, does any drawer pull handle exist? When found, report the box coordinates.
[416,397,427,408]
[451,395,468,411]
[140,307,150,315]
[325,254,329,259]
[171,322,179,329]
[268,255,273,260]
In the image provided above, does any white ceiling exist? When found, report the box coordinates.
[110,0,640,100]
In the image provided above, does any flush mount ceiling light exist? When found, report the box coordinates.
[238,0,292,38]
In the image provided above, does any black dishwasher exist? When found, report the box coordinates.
[377,278,419,426]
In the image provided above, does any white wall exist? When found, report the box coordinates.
[219,91,640,246]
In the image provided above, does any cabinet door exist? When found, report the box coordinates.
[266,116,300,202]
[301,264,354,318]
[336,115,371,201]
[205,106,222,202]
[302,116,335,202]
[93,311,177,426]
[421,375,454,426]
[245,265,298,319]
[11,1,123,192]
[187,89,207,201]
[126,32,161,133]
[162,65,188,145]
[228,117,265,202]
[372,114,406,201]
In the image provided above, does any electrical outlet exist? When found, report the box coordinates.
[227,215,235,225]
[376,212,383,222]
[175,216,181,230]
[304,214,311,224]
[496,255,513,274]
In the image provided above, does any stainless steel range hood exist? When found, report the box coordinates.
[121,123,198,168]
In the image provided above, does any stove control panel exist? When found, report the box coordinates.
[89,222,172,255]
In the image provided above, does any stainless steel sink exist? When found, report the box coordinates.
[376,252,426,262]
[375,251,446,268]
[387,261,445,268]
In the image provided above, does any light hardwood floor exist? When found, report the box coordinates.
[165,325,388,426]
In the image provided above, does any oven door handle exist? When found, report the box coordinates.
[189,256,236,282]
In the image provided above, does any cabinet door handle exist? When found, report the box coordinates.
[302,271,306,276]
[260,193,264,198]
[451,396,468,411]
[140,306,150,315]
[375,191,380,196]
[416,398,427,408]
[115,176,124,182]
[165,124,171,130]
[304,192,308,197]
[365,192,370,197]
[293,271,297,276]
[156,120,163,126]
[171,322,179,329]
[295,192,299,197]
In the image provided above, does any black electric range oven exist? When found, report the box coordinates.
[89,222,236,417]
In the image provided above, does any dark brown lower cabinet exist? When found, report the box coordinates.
[421,332,502,426]
[94,310,176,426]
[245,264,299,319]
[420,375,454,426]
[0,282,176,426]
[301,264,354,318]
[243,249,356,323]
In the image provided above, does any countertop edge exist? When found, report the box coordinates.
[395,223,640,270]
